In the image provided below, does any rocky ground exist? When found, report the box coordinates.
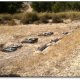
[0,20,80,77]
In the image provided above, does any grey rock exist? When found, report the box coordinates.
[50,38,60,43]
[38,44,48,51]
[21,37,38,43]
[38,32,53,36]
[62,32,69,35]
[2,47,17,52]
[2,44,22,52]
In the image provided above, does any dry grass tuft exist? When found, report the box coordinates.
[21,12,39,24]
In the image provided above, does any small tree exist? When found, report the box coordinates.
[31,2,53,12]
[0,2,23,14]
[69,2,80,11]
[52,2,69,12]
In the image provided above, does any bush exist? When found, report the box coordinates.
[52,14,63,23]
[0,14,12,24]
[21,12,39,24]
[55,13,69,19]
[31,2,53,12]
[51,2,70,12]
[31,2,80,13]
[8,19,17,26]
[0,14,21,25]
[52,3,61,12]
[67,12,80,20]
[12,13,23,20]
[38,13,51,23]
[57,11,80,20]
[0,14,12,20]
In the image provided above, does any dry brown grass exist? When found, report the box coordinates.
[55,11,80,20]
[0,21,80,76]
[2,28,79,76]
[1,11,80,25]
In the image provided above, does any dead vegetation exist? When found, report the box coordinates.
[0,20,80,77]
[0,11,80,25]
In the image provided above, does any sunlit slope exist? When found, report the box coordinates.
[0,28,80,77]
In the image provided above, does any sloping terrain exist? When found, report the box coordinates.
[0,20,80,77]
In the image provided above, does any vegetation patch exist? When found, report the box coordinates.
[21,12,39,24]
[52,14,63,23]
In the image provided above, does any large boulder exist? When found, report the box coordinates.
[38,32,53,36]
[21,37,38,44]
[2,43,22,52]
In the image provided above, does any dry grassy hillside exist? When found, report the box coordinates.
[0,20,80,77]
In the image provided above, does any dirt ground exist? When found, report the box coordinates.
[0,20,80,77]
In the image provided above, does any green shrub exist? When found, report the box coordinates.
[0,2,23,14]
[31,2,53,12]
[51,2,69,12]
[31,2,80,13]
[21,12,39,24]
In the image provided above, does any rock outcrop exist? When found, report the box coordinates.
[21,37,38,43]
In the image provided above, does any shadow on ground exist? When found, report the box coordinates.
[0,74,20,77]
